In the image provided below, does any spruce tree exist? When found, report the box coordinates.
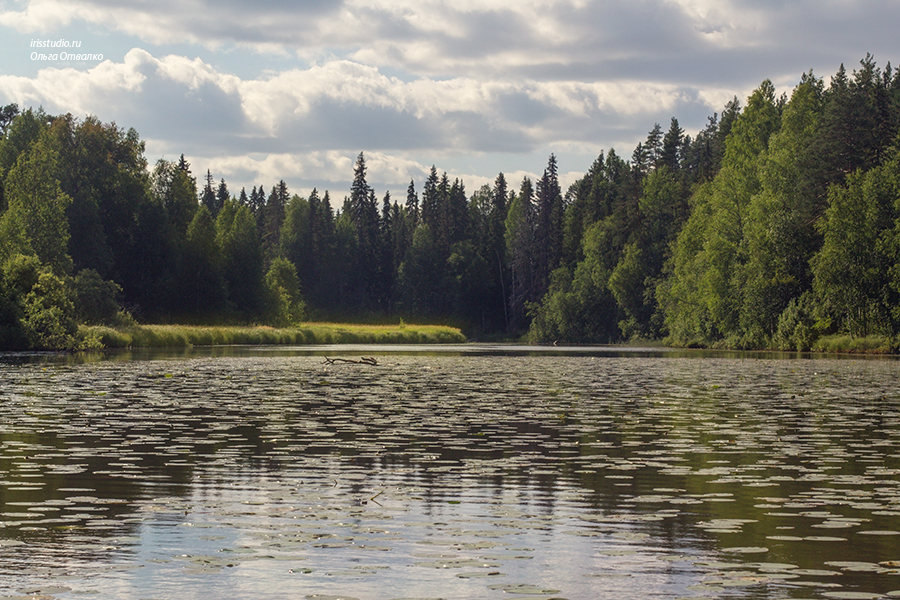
[406,179,419,226]
[534,154,563,300]
[421,166,439,229]
[505,177,535,332]
[215,178,229,215]
[660,117,684,171]
[200,170,217,217]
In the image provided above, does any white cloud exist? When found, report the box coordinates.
[0,0,87,33]
[1,0,896,196]
[0,49,147,114]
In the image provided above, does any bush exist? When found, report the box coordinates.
[22,269,77,350]
[265,257,306,327]
[773,293,818,351]
[71,269,124,325]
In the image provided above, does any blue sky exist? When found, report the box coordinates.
[0,0,896,201]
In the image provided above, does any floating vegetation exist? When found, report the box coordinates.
[0,349,898,599]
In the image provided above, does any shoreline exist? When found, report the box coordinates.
[78,322,467,349]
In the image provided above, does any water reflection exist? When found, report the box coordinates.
[0,347,898,599]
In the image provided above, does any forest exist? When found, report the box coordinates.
[2,54,900,352]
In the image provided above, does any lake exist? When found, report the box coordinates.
[0,345,899,600]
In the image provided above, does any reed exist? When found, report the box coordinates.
[810,334,897,354]
[79,322,466,348]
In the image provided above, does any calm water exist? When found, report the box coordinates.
[1,345,899,600]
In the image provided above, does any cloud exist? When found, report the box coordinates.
[1,0,876,79]
[1,0,896,198]
[1,45,698,157]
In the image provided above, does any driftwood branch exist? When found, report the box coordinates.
[324,356,378,366]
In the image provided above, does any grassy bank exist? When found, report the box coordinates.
[663,333,900,355]
[80,322,467,349]
[809,334,899,354]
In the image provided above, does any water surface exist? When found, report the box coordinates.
[1,346,898,599]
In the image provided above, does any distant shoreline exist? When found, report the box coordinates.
[78,322,467,349]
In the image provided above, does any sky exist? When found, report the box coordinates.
[0,0,896,202]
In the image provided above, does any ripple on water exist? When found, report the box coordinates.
[0,350,898,599]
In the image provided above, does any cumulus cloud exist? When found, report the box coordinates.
[1,46,692,150]
[3,0,886,79]
[0,0,895,196]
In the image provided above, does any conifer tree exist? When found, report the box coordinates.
[421,166,440,229]
[200,170,217,217]
[534,154,563,300]
[261,182,288,259]
[645,123,663,169]
[447,178,468,246]
[215,178,229,215]
[660,117,684,171]
[406,179,419,226]
[176,153,192,175]
[249,185,266,216]
[505,177,536,332]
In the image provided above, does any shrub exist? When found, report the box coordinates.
[71,269,124,325]
[773,293,818,352]
[22,269,77,350]
[265,257,306,327]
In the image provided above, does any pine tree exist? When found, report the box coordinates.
[447,178,468,245]
[645,123,663,169]
[406,179,419,226]
[176,153,192,175]
[505,177,536,332]
[215,178,229,215]
[261,181,288,259]
[349,152,370,218]
[533,154,563,300]
[630,143,648,179]
[345,153,384,310]
[200,170,217,217]
[249,185,266,215]
[660,117,684,171]
[421,166,440,229]
[380,190,396,308]
[436,171,451,251]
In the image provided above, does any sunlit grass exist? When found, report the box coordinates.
[811,334,897,354]
[79,322,466,348]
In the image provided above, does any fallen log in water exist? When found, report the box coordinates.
[323,356,378,366]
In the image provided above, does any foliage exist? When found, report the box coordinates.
[772,292,818,351]
[811,151,900,337]
[3,55,900,351]
[70,268,126,325]
[0,128,73,274]
[265,256,306,327]
[21,266,78,350]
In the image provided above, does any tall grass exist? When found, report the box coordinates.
[810,334,898,354]
[80,322,466,349]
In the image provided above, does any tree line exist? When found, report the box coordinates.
[2,54,900,350]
